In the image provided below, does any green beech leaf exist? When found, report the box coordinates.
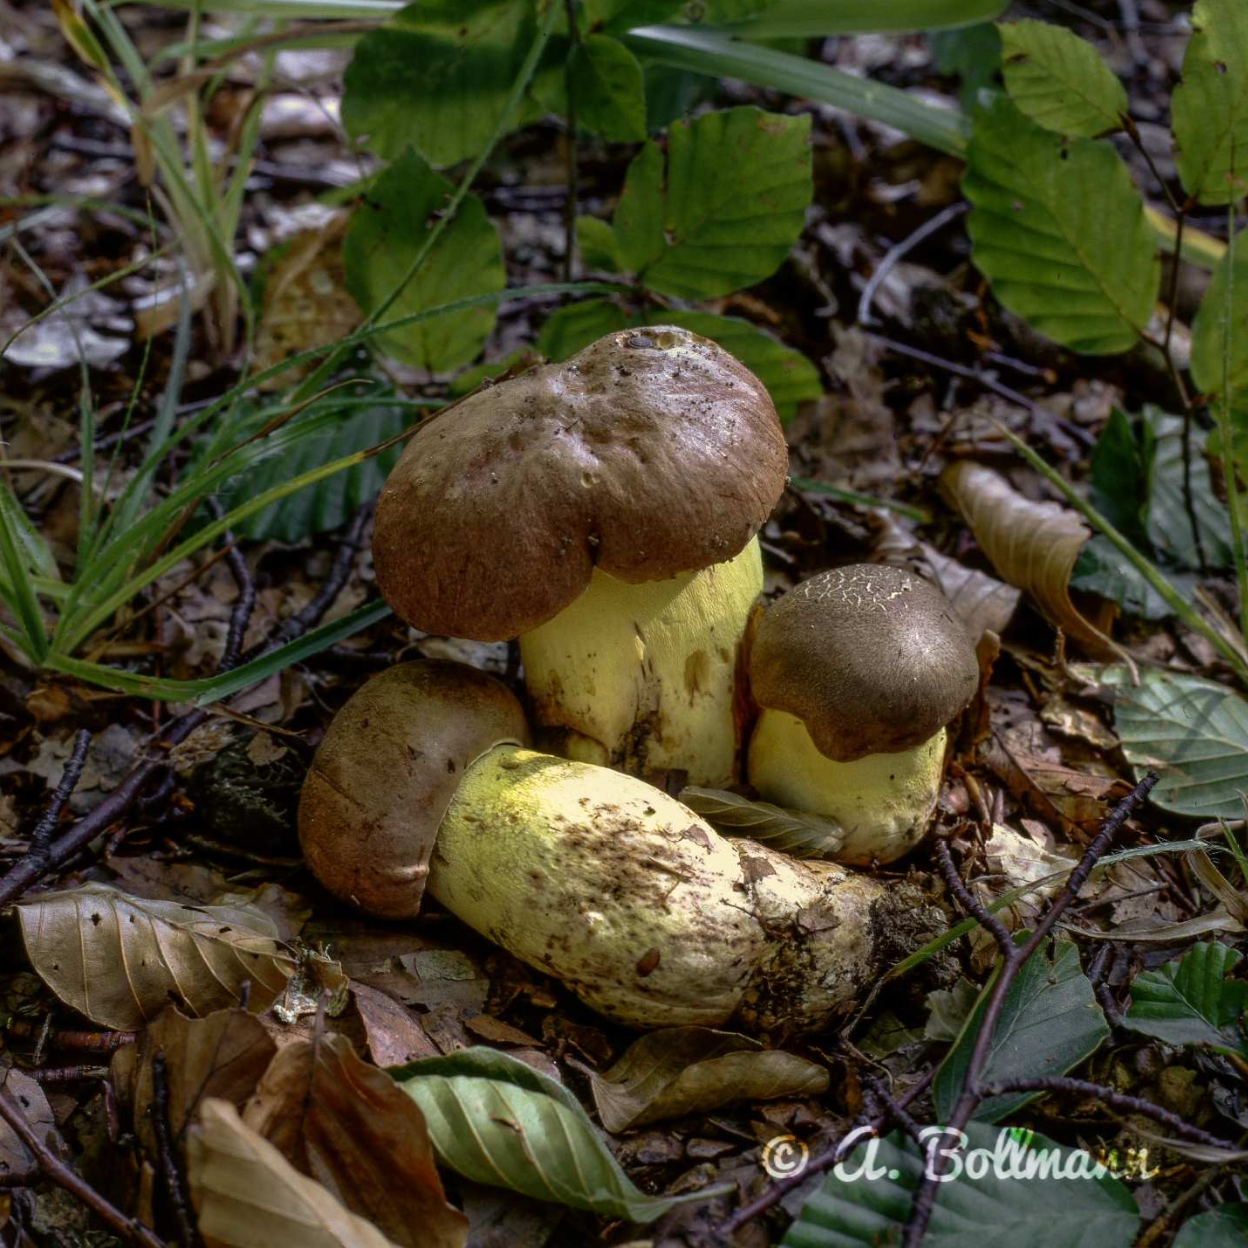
[963,93,1158,354]
[568,34,646,141]
[1172,0,1248,205]
[536,303,821,421]
[613,106,812,299]
[392,1047,722,1221]
[1070,536,1194,621]
[1124,943,1248,1059]
[576,216,622,272]
[783,1123,1139,1248]
[1100,666,1248,817]
[590,1027,827,1132]
[343,149,504,371]
[342,0,539,167]
[934,936,1108,1124]
[1175,1204,1248,1248]
[1192,229,1248,402]
[998,19,1127,136]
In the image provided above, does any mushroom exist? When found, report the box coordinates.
[746,564,978,865]
[371,327,788,787]
[299,659,936,1033]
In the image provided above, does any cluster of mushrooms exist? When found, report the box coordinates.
[299,328,976,1035]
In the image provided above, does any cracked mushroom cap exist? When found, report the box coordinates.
[372,327,789,640]
[749,564,978,762]
[298,660,530,919]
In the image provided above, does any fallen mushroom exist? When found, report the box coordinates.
[299,659,936,1033]
[747,564,978,866]
[371,327,788,787]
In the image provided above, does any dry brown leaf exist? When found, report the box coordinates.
[189,1098,404,1248]
[0,1070,56,1182]
[350,984,439,1067]
[589,1028,829,1133]
[921,543,1021,640]
[112,1007,278,1162]
[242,1035,467,1248]
[939,461,1120,657]
[17,883,295,1030]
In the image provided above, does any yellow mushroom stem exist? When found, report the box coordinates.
[518,536,762,787]
[748,710,948,866]
[427,744,906,1035]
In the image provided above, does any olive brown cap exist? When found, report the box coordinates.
[749,564,978,763]
[372,327,789,641]
[298,660,530,918]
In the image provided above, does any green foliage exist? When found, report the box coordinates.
[1192,229,1248,402]
[568,34,647,140]
[575,214,624,272]
[343,150,504,371]
[1172,0,1248,206]
[997,19,1127,136]
[1174,1205,1248,1248]
[393,1047,719,1220]
[929,22,1002,109]
[933,937,1108,1124]
[963,94,1159,354]
[1124,942,1248,1058]
[783,1123,1139,1248]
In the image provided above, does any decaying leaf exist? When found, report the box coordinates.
[17,883,295,1030]
[242,1034,467,1248]
[189,1098,403,1248]
[678,788,844,858]
[111,1007,278,1162]
[0,1070,56,1182]
[922,543,1021,641]
[350,984,439,1067]
[939,461,1120,656]
[589,1027,829,1133]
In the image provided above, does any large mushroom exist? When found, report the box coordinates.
[298,659,937,1034]
[747,564,978,865]
[371,327,788,787]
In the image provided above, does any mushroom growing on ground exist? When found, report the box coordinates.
[747,564,978,866]
[371,327,789,787]
[299,659,938,1033]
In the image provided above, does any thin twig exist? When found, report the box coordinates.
[857,203,968,327]
[26,730,92,867]
[0,1079,169,1248]
[151,1052,201,1248]
[562,0,580,284]
[24,1066,110,1084]
[933,838,1014,952]
[204,497,256,672]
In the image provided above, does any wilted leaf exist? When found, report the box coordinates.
[17,883,294,1030]
[679,787,844,858]
[940,460,1119,654]
[935,936,1109,1124]
[343,149,504,372]
[964,93,1158,354]
[783,1123,1139,1248]
[189,1098,402,1248]
[568,35,646,142]
[613,107,812,300]
[0,1071,55,1182]
[590,1027,827,1132]
[923,544,1021,639]
[111,1007,278,1162]
[393,1046,722,1221]
[998,20,1127,137]
[924,978,980,1043]
[243,1034,466,1248]
[1171,0,1248,205]
[1124,942,1248,1059]
[1100,666,1248,818]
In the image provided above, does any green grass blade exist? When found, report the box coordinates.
[0,489,49,662]
[791,476,932,522]
[721,0,1008,37]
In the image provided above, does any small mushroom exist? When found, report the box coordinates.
[298,659,932,1034]
[747,564,978,865]
[371,327,788,787]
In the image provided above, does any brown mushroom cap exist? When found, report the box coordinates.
[749,564,978,762]
[372,327,789,640]
[298,659,530,918]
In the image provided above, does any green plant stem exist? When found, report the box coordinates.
[997,423,1248,687]
[1216,207,1248,644]
[790,476,931,522]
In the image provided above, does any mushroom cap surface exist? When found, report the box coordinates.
[749,564,978,762]
[372,327,788,640]
[298,659,530,918]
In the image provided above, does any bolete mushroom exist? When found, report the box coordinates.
[747,564,978,865]
[371,327,788,787]
[299,659,935,1033]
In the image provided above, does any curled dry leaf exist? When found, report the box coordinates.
[939,460,1120,657]
[0,1070,56,1182]
[590,1027,829,1133]
[111,1007,278,1162]
[189,1098,403,1248]
[242,1034,466,1248]
[17,883,295,1030]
